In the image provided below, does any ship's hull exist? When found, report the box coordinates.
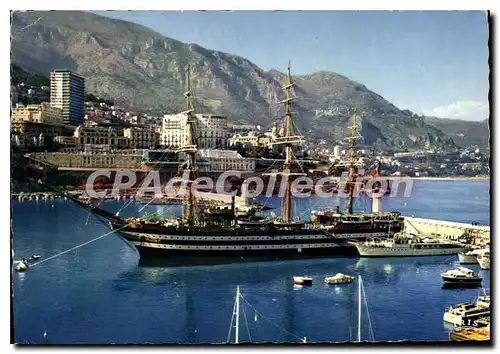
[132,243,357,266]
[458,252,478,264]
[111,224,360,265]
[443,309,490,327]
[354,245,468,257]
[478,257,490,270]
[441,276,483,288]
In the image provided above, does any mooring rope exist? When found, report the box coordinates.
[18,194,188,269]
[26,223,130,268]
[361,281,375,341]
[240,294,252,342]
[138,197,156,212]
[115,198,135,216]
[442,255,458,264]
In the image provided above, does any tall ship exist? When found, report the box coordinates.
[310,115,404,239]
[67,63,363,265]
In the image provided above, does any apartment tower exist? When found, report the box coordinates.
[50,70,85,126]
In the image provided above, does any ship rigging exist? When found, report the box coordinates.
[23,62,404,266]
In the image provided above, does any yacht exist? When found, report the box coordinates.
[350,232,469,257]
[443,295,490,327]
[324,273,355,285]
[441,267,482,287]
[458,249,485,264]
[477,251,490,270]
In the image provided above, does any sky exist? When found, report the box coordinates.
[96,11,490,121]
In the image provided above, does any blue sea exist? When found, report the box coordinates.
[12,180,490,344]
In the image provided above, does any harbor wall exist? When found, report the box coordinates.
[403,216,490,244]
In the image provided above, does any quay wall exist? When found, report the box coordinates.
[403,216,490,244]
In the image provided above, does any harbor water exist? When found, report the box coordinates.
[12,180,490,344]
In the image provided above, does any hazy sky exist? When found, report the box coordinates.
[97,11,489,121]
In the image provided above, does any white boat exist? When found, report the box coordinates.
[477,253,490,270]
[441,267,482,287]
[293,276,313,286]
[353,275,375,342]
[324,273,355,285]
[458,252,477,264]
[351,233,468,257]
[15,261,29,272]
[27,255,41,261]
[458,248,488,264]
[443,295,490,327]
[458,249,484,264]
[476,295,490,309]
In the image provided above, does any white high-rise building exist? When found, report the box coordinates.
[333,145,342,158]
[50,70,85,126]
[161,113,228,148]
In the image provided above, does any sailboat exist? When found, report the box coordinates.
[311,115,404,239]
[353,275,375,342]
[64,63,359,265]
[228,286,245,344]
[227,285,307,344]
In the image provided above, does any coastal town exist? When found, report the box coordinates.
[10,10,490,346]
[11,68,489,183]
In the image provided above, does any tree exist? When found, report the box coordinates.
[85,93,98,102]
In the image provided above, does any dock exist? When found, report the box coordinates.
[404,216,490,246]
[12,192,63,201]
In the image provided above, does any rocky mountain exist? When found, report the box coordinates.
[11,10,458,148]
[424,117,490,148]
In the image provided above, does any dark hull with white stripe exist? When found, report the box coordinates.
[110,221,361,265]
[442,277,483,288]
[133,243,358,266]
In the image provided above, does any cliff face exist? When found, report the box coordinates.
[11,10,455,148]
[424,117,489,148]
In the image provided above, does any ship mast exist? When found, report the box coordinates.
[282,63,294,223]
[178,64,198,225]
[346,114,360,214]
[271,62,305,223]
[264,62,303,223]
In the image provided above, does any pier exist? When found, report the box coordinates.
[12,192,63,201]
[404,216,490,246]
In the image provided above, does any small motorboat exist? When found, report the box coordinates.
[28,255,41,261]
[324,273,355,285]
[293,276,313,286]
[441,267,482,288]
[15,261,29,272]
